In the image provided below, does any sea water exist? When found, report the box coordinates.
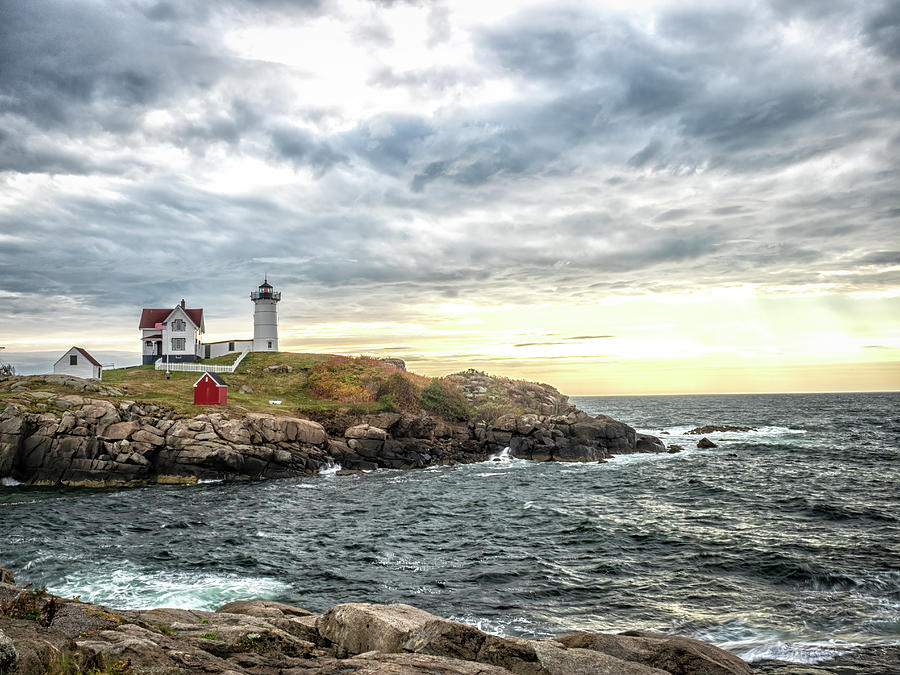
[1,392,898,665]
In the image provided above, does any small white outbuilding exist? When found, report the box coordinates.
[53,346,103,380]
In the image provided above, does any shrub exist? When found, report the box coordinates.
[376,372,422,412]
[421,379,471,422]
[306,356,383,403]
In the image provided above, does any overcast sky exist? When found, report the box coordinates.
[1,0,898,393]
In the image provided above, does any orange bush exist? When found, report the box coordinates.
[307,356,400,404]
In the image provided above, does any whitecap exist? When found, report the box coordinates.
[731,640,855,664]
[0,477,22,486]
[449,613,549,638]
[51,565,289,611]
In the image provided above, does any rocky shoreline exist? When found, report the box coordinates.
[0,568,753,674]
[0,374,666,487]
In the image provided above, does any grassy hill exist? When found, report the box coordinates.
[2,352,557,423]
[96,352,469,419]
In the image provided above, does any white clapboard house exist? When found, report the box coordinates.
[53,346,103,380]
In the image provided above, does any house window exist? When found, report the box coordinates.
[171,338,186,351]
[145,341,153,347]
[267,341,273,348]
[70,355,78,365]
[228,342,234,351]
[171,319,186,331]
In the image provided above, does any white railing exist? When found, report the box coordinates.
[155,350,249,374]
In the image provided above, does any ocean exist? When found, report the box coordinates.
[1,392,898,668]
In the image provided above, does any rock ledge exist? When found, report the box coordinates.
[0,573,751,675]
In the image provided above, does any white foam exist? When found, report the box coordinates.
[747,425,807,435]
[319,459,342,476]
[731,640,855,664]
[488,446,511,461]
[0,477,22,486]
[661,425,807,438]
[51,566,289,611]
[605,452,669,466]
[449,612,548,639]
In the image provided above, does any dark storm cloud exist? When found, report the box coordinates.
[864,1,900,60]
[481,25,580,80]
[0,1,227,133]
[342,114,435,171]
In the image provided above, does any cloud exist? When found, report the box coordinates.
[863,1,900,59]
[0,0,897,367]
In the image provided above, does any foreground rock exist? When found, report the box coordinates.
[0,373,666,486]
[0,574,751,675]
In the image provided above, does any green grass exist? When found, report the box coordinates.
[4,351,479,422]
[74,352,395,418]
[197,353,242,366]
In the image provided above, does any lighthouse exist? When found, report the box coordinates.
[251,278,281,352]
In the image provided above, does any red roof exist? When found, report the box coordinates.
[193,372,228,387]
[74,347,102,367]
[139,307,204,329]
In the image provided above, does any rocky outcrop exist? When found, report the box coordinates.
[0,375,666,486]
[446,369,570,417]
[0,373,123,397]
[0,580,751,675]
[0,395,331,486]
[379,357,407,371]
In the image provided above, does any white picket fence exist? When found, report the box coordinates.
[155,350,249,374]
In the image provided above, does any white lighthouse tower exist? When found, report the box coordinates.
[251,278,281,352]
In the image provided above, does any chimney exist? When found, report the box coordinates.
[180,299,185,308]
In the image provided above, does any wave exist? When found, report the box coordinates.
[319,460,342,476]
[656,425,807,439]
[731,640,855,664]
[51,565,289,611]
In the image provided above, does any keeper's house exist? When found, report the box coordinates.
[54,346,103,380]
[139,300,205,365]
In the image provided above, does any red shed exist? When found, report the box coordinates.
[193,372,228,405]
